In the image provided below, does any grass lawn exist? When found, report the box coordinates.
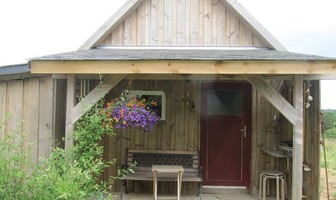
[320,138,336,200]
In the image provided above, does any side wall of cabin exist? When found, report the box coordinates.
[0,75,65,162]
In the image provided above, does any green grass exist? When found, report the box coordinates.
[321,138,336,169]
[320,138,336,199]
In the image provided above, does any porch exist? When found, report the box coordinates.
[113,193,260,200]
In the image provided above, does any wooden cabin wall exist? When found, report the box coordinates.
[103,79,201,194]
[0,76,59,163]
[250,80,288,195]
[98,0,268,47]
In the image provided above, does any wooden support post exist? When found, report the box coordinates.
[69,74,126,125]
[64,74,126,151]
[292,74,304,200]
[65,75,76,151]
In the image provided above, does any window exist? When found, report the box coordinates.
[207,89,243,116]
[128,90,166,120]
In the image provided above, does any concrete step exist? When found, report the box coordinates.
[202,186,248,194]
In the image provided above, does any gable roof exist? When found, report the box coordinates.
[79,0,144,50]
[224,0,286,51]
[79,0,286,51]
[34,47,330,62]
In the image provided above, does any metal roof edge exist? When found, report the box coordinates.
[0,63,30,76]
[95,46,271,51]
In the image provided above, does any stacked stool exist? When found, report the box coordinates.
[259,170,287,200]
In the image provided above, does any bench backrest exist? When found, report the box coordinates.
[126,149,200,174]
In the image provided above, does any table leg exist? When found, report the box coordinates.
[276,176,280,200]
[153,171,157,200]
[177,173,180,200]
[178,171,183,200]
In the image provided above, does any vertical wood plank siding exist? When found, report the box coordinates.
[100,0,266,47]
[103,78,319,197]
[23,78,40,164]
[0,82,7,139]
[0,76,55,162]
[103,79,201,194]
[38,76,54,159]
[6,80,24,144]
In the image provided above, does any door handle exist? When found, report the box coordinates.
[240,125,247,138]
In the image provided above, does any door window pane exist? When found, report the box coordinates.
[207,89,243,116]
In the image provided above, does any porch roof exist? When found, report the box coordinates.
[29,47,336,75]
[31,47,333,61]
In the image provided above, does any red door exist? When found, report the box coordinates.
[201,83,251,187]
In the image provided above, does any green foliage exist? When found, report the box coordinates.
[324,128,336,139]
[0,135,30,200]
[322,111,336,131]
[0,100,134,199]
[322,110,336,138]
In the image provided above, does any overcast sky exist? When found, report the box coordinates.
[0,0,335,108]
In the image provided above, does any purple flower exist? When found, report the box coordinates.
[104,95,160,132]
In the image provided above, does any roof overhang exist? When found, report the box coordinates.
[29,47,336,75]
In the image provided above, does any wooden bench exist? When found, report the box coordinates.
[121,149,202,199]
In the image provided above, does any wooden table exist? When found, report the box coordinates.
[261,147,292,170]
[152,165,184,200]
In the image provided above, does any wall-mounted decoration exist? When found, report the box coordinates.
[128,90,166,120]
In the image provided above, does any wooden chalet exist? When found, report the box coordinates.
[1,0,336,199]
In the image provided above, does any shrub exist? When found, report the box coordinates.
[0,135,31,200]
[0,100,134,199]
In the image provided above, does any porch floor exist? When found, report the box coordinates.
[112,193,270,200]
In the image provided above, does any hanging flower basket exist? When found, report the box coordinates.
[102,92,160,132]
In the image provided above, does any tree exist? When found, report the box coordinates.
[322,110,336,138]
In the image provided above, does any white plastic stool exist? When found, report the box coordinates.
[259,170,287,200]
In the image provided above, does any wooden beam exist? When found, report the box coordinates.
[292,75,304,200]
[46,73,336,81]
[65,74,125,151]
[303,74,336,80]
[69,74,126,125]
[74,74,296,81]
[30,60,336,75]
[243,75,297,125]
[126,74,244,80]
[65,75,76,151]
